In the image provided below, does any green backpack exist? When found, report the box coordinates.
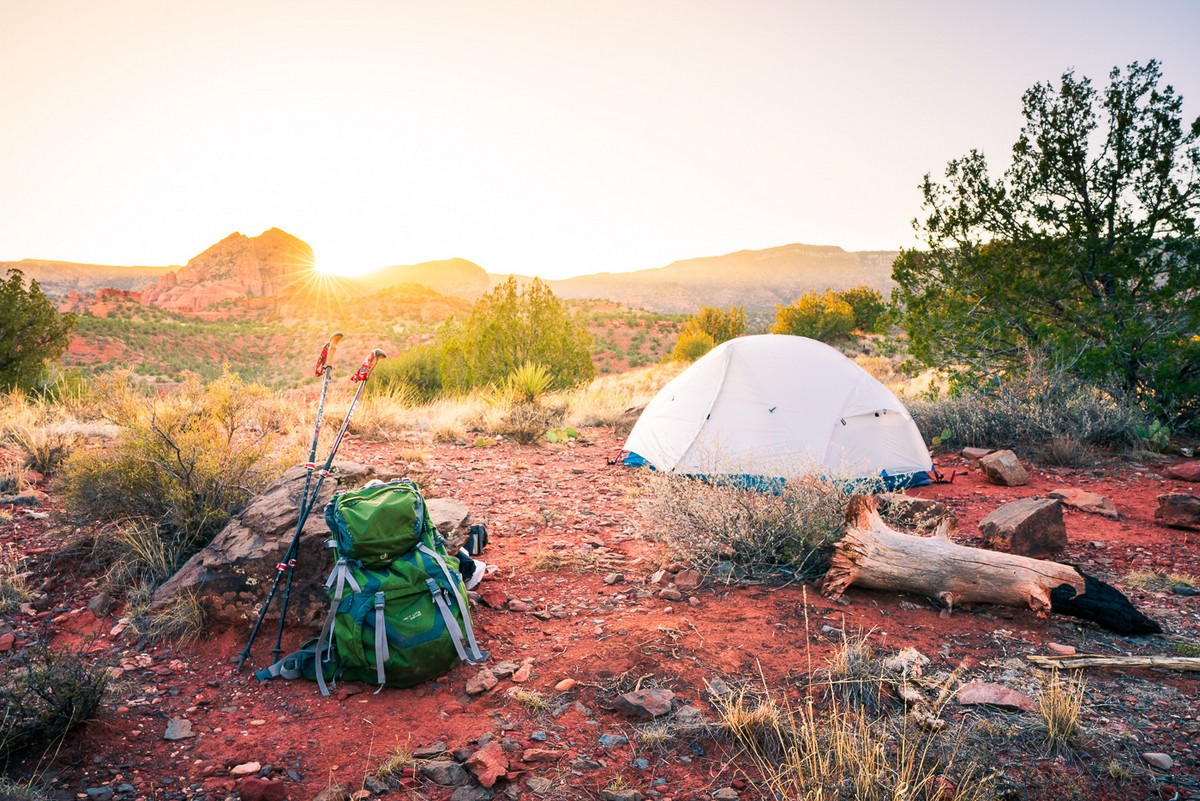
[257,479,486,695]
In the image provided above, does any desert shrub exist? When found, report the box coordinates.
[0,645,108,762]
[712,657,992,801]
[441,277,594,393]
[0,544,32,614]
[835,286,890,333]
[770,291,856,343]
[908,368,1145,454]
[670,305,744,361]
[369,344,444,403]
[638,473,859,580]
[476,363,565,444]
[133,590,206,644]
[63,370,290,570]
[1036,669,1087,754]
[0,269,76,391]
[671,330,716,362]
[347,384,414,442]
[8,421,78,476]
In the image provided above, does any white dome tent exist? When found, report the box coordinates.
[622,334,934,489]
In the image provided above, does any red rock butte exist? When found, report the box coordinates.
[141,228,315,313]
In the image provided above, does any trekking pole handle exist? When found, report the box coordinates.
[350,349,387,382]
[314,332,345,376]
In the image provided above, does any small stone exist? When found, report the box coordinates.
[1047,487,1119,519]
[648,570,666,585]
[164,717,194,741]
[465,741,508,788]
[412,742,448,759]
[962,447,993,461]
[419,761,473,787]
[979,449,1029,487]
[449,788,493,801]
[554,678,577,692]
[707,677,731,696]
[237,777,286,801]
[363,776,389,795]
[673,569,702,592]
[1165,461,1200,482]
[632,756,650,770]
[613,688,675,718]
[479,589,508,609]
[521,749,566,763]
[84,789,113,801]
[511,661,533,683]
[1046,642,1076,656]
[955,682,1035,713]
[604,572,623,585]
[312,784,351,801]
[600,790,643,801]
[526,777,553,796]
[598,733,630,748]
[1171,583,1199,596]
[0,632,15,652]
[467,668,499,695]
[491,661,521,679]
[507,600,533,613]
[1155,493,1200,531]
[1142,752,1174,770]
[231,762,262,777]
[657,588,682,601]
[979,498,1066,558]
[712,789,740,801]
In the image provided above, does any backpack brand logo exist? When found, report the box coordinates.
[403,611,421,622]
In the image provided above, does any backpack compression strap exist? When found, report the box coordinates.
[417,544,487,663]
[314,555,362,696]
[373,591,388,691]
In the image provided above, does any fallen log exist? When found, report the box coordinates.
[821,495,1161,635]
[1027,654,1200,672]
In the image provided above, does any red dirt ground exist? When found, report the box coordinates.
[2,431,1198,801]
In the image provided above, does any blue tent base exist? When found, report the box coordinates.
[621,451,933,494]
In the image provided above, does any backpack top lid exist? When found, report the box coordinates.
[325,479,430,567]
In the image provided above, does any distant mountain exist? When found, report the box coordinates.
[142,228,316,312]
[511,244,898,313]
[351,258,490,298]
[0,259,173,295]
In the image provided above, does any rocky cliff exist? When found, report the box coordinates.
[141,228,315,312]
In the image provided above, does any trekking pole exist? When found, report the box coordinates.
[235,348,387,671]
[234,333,343,671]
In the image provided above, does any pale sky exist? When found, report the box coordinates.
[2,1,1198,279]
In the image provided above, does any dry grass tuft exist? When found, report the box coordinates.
[138,591,207,644]
[1036,669,1086,754]
[0,544,33,614]
[374,742,414,779]
[510,688,550,711]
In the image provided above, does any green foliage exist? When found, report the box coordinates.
[893,61,1200,431]
[0,644,108,762]
[670,304,744,360]
[369,344,444,403]
[770,291,856,342]
[835,286,890,333]
[545,426,580,443]
[502,362,554,405]
[441,277,594,393]
[677,305,745,345]
[0,270,77,391]
[63,370,289,561]
[671,330,716,362]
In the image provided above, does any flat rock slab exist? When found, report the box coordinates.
[979,449,1029,486]
[1165,461,1200,482]
[956,681,1035,712]
[427,497,471,549]
[1155,493,1200,531]
[1048,487,1118,519]
[152,462,374,626]
[614,688,675,718]
[979,497,1066,558]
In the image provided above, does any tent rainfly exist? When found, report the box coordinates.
[622,334,934,489]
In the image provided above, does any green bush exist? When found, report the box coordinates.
[770,291,856,343]
[0,645,108,762]
[441,277,594,394]
[63,370,290,565]
[835,286,890,333]
[369,344,444,403]
[671,330,716,362]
